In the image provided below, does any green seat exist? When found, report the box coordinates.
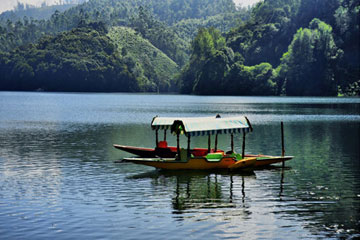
[228,152,242,160]
[206,153,223,162]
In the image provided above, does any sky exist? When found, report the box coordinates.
[233,0,261,7]
[0,0,59,13]
[0,0,261,14]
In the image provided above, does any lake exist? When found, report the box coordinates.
[0,92,359,239]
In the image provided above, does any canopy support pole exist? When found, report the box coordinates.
[208,135,211,153]
[231,133,234,152]
[214,134,218,152]
[242,132,246,159]
[187,135,191,157]
[177,132,180,158]
[164,129,167,141]
[155,129,159,147]
[281,121,285,168]
[281,121,285,157]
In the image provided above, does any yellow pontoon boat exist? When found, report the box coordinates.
[123,116,260,170]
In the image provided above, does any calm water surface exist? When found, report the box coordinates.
[0,92,359,239]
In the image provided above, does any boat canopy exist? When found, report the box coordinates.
[151,115,220,130]
[171,116,252,137]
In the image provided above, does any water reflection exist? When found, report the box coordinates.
[279,168,285,199]
[129,170,255,218]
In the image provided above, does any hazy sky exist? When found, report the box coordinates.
[233,0,261,7]
[0,0,58,13]
[0,0,261,14]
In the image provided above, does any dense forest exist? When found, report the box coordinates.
[0,0,359,95]
[179,0,359,96]
[0,23,141,92]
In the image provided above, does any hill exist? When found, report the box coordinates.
[0,0,244,66]
[0,22,180,92]
[0,23,139,92]
[2,0,357,96]
[178,0,360,96]
[173,9,251,43]
[0,0,249,93]
[108,27,179,92]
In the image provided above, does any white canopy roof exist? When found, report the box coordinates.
[171,116,252,137]
[151,115,220,130]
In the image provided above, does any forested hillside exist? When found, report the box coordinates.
[0,0,241,55]
[0,23,141,92]
[0,0,358,95]
[0,0,245,92]
[108,27,179,92]
[179,0,359,96]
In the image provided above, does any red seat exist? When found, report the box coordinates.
[191,148,208,156]
[158,141,168,148]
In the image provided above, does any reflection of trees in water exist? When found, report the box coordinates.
[172,173,226,212]
[283,122,360,238]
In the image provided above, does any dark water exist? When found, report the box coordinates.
[0,92,359,239]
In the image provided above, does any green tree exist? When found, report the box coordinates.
[179,27,226,93]
[333,0,360,95]
[0,23,140,92]
[129,6,188,66]
[280,18,340,96]
[193,49,231,94]
[224,61,276,95]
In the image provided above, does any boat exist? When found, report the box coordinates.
[114,144,292,167]
[123,155,257,170]
[122,116,257,170]
[114,115,293,168]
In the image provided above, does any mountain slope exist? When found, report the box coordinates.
[108,26,179,91]
[0,23,139,92]
[178,0,360,96]
[0,23,180,92]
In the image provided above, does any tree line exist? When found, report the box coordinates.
[178,0,359,96]
[0,23,141,92]
[0,0,244,92]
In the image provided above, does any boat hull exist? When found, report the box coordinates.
[115,145,293,168]
[247,155,293,167]
[114,144,220,158]
[113,145,157,157]
[123,157,257,170]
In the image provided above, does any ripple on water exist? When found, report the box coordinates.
[0,93,359,239]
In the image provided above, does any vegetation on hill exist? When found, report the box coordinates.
[178,0,359,96]
[178,27,277,95]
[0,0,248,93]
[279,19,341,96]
[108,26,179,92]
[0,0,241,65]
[173,9,251,44]
[0,0,358,96]
[0,23,140,92]
[128,6,189,66]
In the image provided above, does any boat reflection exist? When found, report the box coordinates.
[279,167,285,199]
[128,170,256,214]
